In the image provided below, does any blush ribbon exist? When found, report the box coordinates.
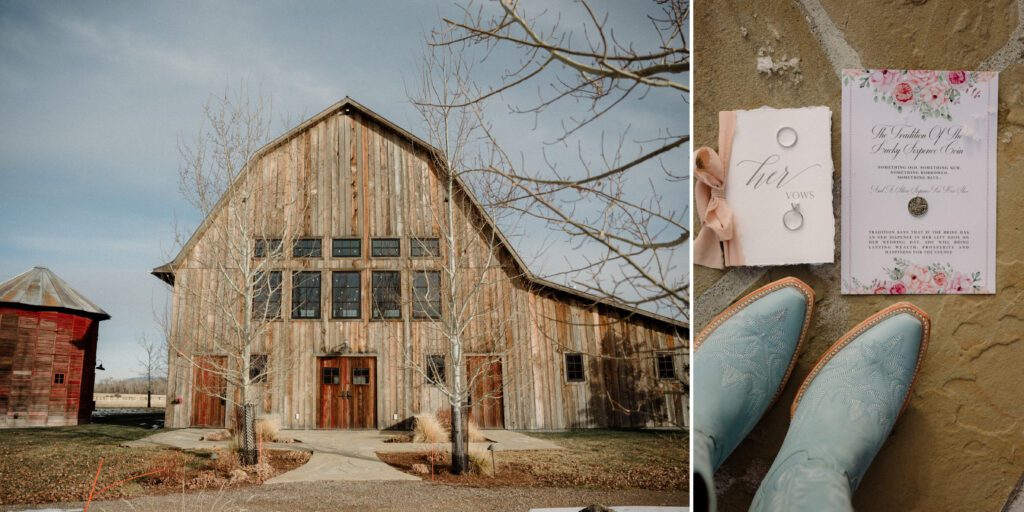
[694,111,743,268]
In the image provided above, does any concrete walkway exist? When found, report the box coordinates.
[124,428,562,484]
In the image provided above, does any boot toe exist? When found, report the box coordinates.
[694,277,814,471]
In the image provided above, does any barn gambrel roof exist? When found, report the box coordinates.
[152,97,687,333]
[0,266,110,320]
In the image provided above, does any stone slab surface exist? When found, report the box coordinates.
[695,1,1024,510]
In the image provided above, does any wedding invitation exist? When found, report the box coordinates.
[841,69,997,294]
[725,107,835,266]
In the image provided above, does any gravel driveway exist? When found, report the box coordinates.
[24,481,686,512]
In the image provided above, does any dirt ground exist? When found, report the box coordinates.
[9,480,684,512]
[379,430,688,492]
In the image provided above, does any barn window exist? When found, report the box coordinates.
[371,238,400,257]
[53,373,65,384]
[353,367,370,385]
[426,355,446,385]
[564,353,585,382]
[322,367,340,385]
[253,271,282,319]
[332,271,361,319]
[656,353,676,380]
[371,271,401,319]
[332,238,361,258]
[411,238,440,257]
[254,238,282,258]
[250,355,268,383]
[292,271,321,319]
[412,271,441,319]
[293,238,323,257]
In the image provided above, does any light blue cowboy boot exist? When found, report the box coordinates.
[693,277,815,512]
[750,303,930,512]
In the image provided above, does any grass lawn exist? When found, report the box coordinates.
[0,412,307,506]
[378,429,688,491]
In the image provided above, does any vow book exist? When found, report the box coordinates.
[724,106,835,266]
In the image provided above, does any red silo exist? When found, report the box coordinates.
[0,267,110,427]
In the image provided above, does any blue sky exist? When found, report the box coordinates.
[0,0,687,379]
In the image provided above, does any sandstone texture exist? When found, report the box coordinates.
[694,1,1024,510]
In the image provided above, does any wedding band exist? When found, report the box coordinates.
[783,202,804,231]
[908,196,928,217]
[777,126,798,148]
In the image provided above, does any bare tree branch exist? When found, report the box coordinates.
[420,0,690,321]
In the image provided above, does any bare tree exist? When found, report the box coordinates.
[426,0,690,321]
[168,86,301,465]
[136,333,167,409]
[406,46,524,474]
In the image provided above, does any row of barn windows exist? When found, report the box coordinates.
[564,352,678,382]
[253,270,441,320]
[252,352,678,386]
[420,353,678,385]
[255,237,440,259]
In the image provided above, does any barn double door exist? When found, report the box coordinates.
[318,356,376,429]
[467,356,504,429]
[191,356,227,427]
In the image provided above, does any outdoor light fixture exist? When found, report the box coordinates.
[95,361,105,371]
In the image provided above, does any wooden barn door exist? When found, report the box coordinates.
[191,356,226,427]
[318,357,376,429]
[467,356,504,429]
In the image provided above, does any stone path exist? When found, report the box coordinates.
[694,1,1024,510]
[125,428,562,484]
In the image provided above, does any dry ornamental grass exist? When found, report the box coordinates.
[412,412,487,443]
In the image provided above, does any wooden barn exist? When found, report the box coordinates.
[153,98,688,431]
[0,267,109,427]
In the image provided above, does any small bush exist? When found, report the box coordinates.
[435,408,452,426]
[255,416,281,442]
[412,413,449,443]
[431,409,486,442]
[467,420,486,442]
[252,460,274,483]
[468,447,493,476]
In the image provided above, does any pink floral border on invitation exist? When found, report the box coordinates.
[843,258,982,295]
[842,69,996,121]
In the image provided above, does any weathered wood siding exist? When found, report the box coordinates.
[165,107,687,430]
[0,307,99,427]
